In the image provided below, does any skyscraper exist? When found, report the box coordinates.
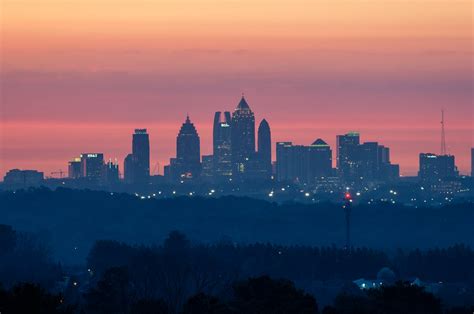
[336,132,360,179]
[132,129,150,184]
[68,157,82,179]
[419,153,458,181]
[231,95,255,177]
[471,148,474,177]
[104,160,119,184]
[213,111,232,178]
[276,139,332,184]
[175,115,201,179]
[124,154,133,183]
[80,153,104,181]
[257,119,272,178]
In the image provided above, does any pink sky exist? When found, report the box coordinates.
[1,0,473,178]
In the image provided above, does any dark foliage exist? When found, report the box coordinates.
[0,224,62,288]
[0,283,74,314]
[232,276,318,314]
[182,293,232,314]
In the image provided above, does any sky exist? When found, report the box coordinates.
[1,0,473,177]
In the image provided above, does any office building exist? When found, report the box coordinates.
[132,129,150,184]
[68,157,82,179]
[231,96,256,177]
[276,139,332,184]
[419,153,458,181]
[104,160,119,184]
[124,154,133,183]
[213,111,232,178]
[336,132,360,179]
[80,153,104,181]
[167,115,201,180]
[201,155,214,180]
[257,119,272,178]
[3,169,44,188]
[471,148,474,177]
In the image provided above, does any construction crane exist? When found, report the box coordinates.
[50,170,65,178]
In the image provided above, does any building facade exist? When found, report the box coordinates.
[257,119,272,178]
[68,157,82,179]
[213,111,233,178]
[276,139,333,184]
[419,153,458,181]
[80,153,104,181]
[132,129,150,184]
[172,115,202,179]
[231,96,256,178]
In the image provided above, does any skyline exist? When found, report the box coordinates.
[1,0,473,177]
[1,98,472,178]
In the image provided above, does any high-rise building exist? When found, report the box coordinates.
[132,129,150,184]
[68,157,82,179]
[3,169,44,188]
[471,148,474,177]
[175,115,201,179]
[80,153,104,181]
[231,96,256,177]
[201,155,214,180]
[257,119,272,178]
[124,154,133,183]
[276,139,332,184]
[356,142,380,180]
[337,133,399,182]
[213,111,232,178]
[419,153,458,181]
[336,132,360,179]
[276,142,293,182]
[104,160,119,184]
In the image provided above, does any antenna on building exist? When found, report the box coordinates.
[441,109,447,155]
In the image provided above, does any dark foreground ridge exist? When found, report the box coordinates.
[1,188,473,264]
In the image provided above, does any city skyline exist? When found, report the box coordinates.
[1,95,472,178]
[1,0,473,177]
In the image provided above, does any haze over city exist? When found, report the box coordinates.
[1,0,473,177]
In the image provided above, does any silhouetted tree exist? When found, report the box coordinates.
[130,298,169,314]
[182,293,232,314]
[0,282,73,314]
[0,224,16,255]
[232,276,318,314]
[367,281,442,314]
[85,267,134,314]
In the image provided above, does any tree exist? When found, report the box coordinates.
[130,298,169,314]
[368,281,442,314]
[0,283,73,314]
[0,224,16,255]
[85,267,134,314]
[182,293,233,314]
[232,276,318,314]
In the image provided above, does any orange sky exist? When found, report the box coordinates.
[1,0,473,177]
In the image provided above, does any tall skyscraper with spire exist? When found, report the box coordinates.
[257,119,272,178]
[213,111,232,178]
[175,115,201,179]
[132,129,150,184]
[231,95,255,177]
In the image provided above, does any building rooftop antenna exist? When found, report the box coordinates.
[441,109,447,155]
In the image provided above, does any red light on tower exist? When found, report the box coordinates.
[345,192,352,200]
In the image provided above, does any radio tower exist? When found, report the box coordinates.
[441,109,447,155]
[343,192,353,250]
